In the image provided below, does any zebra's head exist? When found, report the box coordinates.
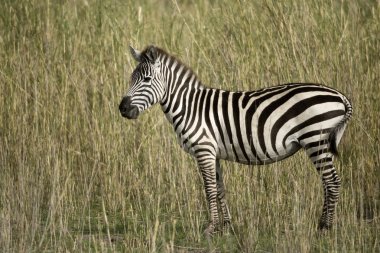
[119,45,165,119]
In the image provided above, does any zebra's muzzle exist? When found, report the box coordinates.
[119,96,139,119]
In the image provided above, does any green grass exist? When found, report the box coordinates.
[0,0,379,252]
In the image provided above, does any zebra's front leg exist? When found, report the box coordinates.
[216,159,231,233]
[197,155,219,236]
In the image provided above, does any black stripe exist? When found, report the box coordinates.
[270,95,342,154]
[222,92,238,160]
[174,69,189,92]
[204,90,217,142]
[173,61,181,76]
[316,164,334,172]
[183,88,198,133]
[283,110,345,148]
[245,86,298,162]
[167,56,175,69]
[171,75,193,113]
[162,70,174,111]
[320,166,336,176]
[242,85,289,108]
[309,148,329,158]
[313,157,333,165]
[304,139,328,149]
[173,91,186,129]
[232,93,250,162]
[186,90,207,141]
[190,130,212,149]
[258,86,339,158]
[298,128,333,141]
[213,90,228,154]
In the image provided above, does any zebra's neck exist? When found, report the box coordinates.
[158,51,204,125]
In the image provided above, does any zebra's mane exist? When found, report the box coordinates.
[140,46,203,86]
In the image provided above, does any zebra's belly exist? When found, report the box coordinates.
[176,126,301,165]
[177,128,301,165]
[218,141,301,165]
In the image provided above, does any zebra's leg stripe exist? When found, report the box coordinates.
[196,154,219,235]
[216,160,231,231]
[307,148,341,229]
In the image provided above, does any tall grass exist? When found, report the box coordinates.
[0,0,379,252]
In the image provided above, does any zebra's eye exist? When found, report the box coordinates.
[143,76,152,82]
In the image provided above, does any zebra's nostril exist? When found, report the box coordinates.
[119,96,131,111]
[119,102,127,112]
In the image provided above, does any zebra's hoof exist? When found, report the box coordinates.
[203,223,218,237]
[318,221,332,231]
[222,221,231,235]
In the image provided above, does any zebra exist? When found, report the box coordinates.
[119,45,353,235]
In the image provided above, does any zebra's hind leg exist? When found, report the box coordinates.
[216,159,231,233]
[196,154,219,236]
[307,146,341,230]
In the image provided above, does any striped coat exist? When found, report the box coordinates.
[119,45,352,235]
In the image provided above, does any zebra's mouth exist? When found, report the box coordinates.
[120,107,139,119]
[119,96,139,119]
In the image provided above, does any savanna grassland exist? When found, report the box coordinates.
[0,0,379,252]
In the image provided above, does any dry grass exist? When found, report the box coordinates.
[0,0,379,252]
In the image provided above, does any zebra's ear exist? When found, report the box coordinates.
[129,46,142,62]
[144,45,158,63]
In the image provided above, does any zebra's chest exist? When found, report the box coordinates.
[171,124,270,164]
[174,127,211,155]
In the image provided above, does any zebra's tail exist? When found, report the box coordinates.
[329,95,353,156]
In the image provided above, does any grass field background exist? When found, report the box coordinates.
[0,0,379,252]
